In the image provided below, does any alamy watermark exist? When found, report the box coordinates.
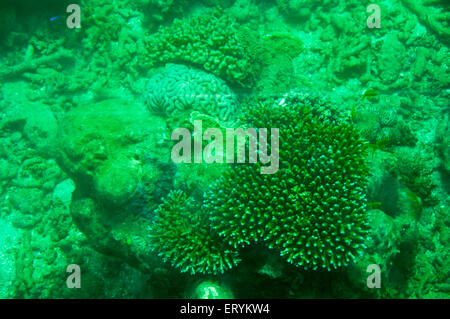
[366,264,381,288]
[66,264,81,289]
[171,120,280,174]
[367,4,381,29]
[66,4,81,29]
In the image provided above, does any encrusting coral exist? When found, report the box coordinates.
[204,92,370,271]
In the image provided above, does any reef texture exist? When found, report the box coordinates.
[0,0,448,299]
[402,0,450,42]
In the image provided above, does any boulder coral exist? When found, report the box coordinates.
[57,99,170,207]
[145,64,238,124]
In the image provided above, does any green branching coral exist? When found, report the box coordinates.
[145,8,258,86]
[148,190,240,274]
[204,93,370,271]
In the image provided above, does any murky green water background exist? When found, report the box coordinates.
[0,0,448,298]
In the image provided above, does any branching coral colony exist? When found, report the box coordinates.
[205,94,370,271]
[148,93,370,274]
[148,190,240,275]
[145,8,258,86]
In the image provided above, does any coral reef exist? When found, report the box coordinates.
[0,0,448,299]
[145,64,238,124]
[229,0,260,23]
[145,8,259,86]
[276,0,338,21]
[402,0,450,43]
[148,190,240,274]
[436,114,450,174]
[56,99,170,207]
[391,146,440,206]
[353,95,417,147]
[205,93,370,271]
[253,32,303,95]
[378,34,406,85]
[145,0,187,21]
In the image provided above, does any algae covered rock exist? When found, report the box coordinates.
[378,34,406,85]
[436,116,450,174]
[57,99,170,207]
[0,158,17,182]
[70,196,159,274]
[22,102,58,156]
[0,99,58,157]
[52,179,76,209]
[402,0,450,42]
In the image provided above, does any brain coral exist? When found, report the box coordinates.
[145,9,258,86]
[204,93,370,271]
[145,63,238,123]
[148,190,240,274]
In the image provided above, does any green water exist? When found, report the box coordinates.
[0,0,448,299]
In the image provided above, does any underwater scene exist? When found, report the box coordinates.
[0,0,448,299]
